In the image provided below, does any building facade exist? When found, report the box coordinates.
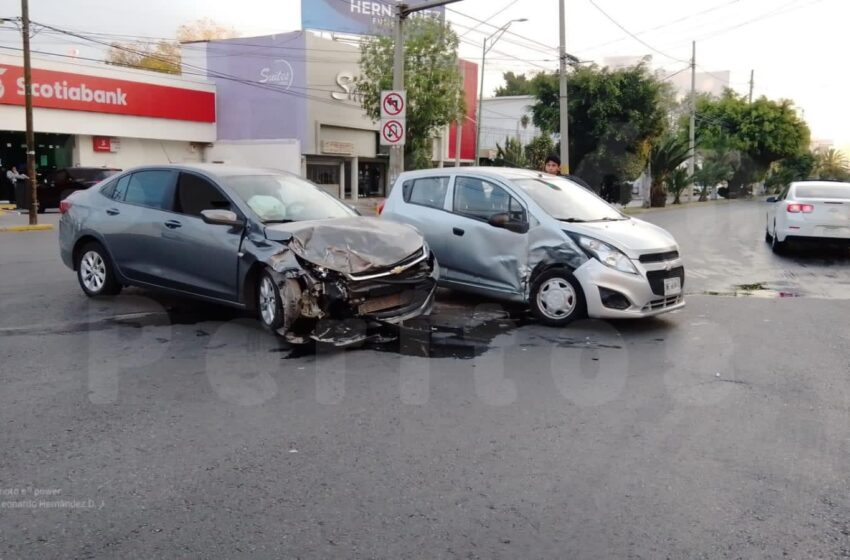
[0,54,215,176]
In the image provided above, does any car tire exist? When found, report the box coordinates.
[257,269,285,331]
[76,242,122,297]
[771,223,787,254]
[530,269,586,327]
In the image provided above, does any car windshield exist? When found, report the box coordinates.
[226,173,356,223]
[68,168,120,182]
[512,176,627,222]
[795,184,850,199]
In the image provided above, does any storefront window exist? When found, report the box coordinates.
[306,164,340,185]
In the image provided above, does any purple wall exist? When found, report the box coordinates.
[206,33,307,142]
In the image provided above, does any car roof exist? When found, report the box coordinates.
[121,163,290,179]
[398,166,554,182]
[791,180,850,188]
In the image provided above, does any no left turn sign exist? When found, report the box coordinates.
[380,90,406,119]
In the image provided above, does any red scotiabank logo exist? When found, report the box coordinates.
[0,64,215,123]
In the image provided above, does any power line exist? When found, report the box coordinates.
[573,0,742,55]
[458,0,520,38]
[447,7,559,54]
[585,0,690,64]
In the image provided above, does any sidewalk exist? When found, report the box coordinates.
[0,205,57,232]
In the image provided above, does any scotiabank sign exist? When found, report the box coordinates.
[0,64,215,123]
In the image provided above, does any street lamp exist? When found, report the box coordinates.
[474,18,527,166]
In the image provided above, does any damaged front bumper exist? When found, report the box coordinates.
[272,249,439,346]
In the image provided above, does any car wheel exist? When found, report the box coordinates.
[76,242,122,296]
[530,269,585,327]
[771,222,787,254]
[257,270,285,331]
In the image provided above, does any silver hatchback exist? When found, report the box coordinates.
[381,167,685,325]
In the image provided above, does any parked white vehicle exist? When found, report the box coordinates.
[765,181,850,253]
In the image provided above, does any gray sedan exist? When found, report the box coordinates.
[58,164,438,345]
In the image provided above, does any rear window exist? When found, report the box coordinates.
[795,184,850,199]
[402,177,449,210]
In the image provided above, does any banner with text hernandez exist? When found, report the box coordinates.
[302,0,445,36]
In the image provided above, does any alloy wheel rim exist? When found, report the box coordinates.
[81,251,106,293]
[259,277,277,325]
[537,278,577,320]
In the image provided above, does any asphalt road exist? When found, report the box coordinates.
[1,202,850,559]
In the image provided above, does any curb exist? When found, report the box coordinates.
[0,224,55,233]
[0,204,16,210]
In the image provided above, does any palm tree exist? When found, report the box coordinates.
[668,167,691,205]
[814,148,850,181]
[648,136,690,207]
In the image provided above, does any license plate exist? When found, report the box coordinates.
[359,292,410,314]
[664,277,681,296]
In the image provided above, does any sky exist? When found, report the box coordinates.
[1,0,847,152]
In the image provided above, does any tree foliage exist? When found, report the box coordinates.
[764,152,816,191]
[106,18,235,75]
[529,64,673,189]
[524,134,555,171]
[813,148,850,181]
[693,134,740,201]
[648,135,690,207]
[494,71,535,97]
[358,17,465,170]
[693,91,810,192]
[495,137,528,168]
[668,167,691,205]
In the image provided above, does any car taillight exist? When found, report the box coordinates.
[59,200,72,214]
[377,201,385,215]
[787,203,814,213]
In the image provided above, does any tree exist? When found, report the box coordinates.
[106,18,236,75]
[494,71,535,97]
[813,148,850,181]
[693,91,810,194]
[668,167,691,205]
[764,152,816,192]
[358,17,465,170]
[106,41,181,74]
[524,134,555,171]
[648,135,690,207]
[495,137,528,168]
[693,134,740,201]
[530,64,673,189]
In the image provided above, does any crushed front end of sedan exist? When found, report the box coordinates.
[262,217,438,346]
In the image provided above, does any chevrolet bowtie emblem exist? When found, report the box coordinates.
[391,265,405,275]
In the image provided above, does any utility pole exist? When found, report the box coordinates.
[748,69,754,103]
[558,0,569,174]
[21,0,37,224]
[389,0,464,189]
[474,17,526,168]
[687,40,696,204]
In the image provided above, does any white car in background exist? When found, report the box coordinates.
[766,181,850,253]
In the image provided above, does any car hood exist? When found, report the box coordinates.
[267,217,424,275]
[566,217,678,257]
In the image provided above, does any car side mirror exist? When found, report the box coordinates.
[488,212,529,234]
[766,196,777,203]
[201,209,244,228]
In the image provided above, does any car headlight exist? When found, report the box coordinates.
[576,236,637,274]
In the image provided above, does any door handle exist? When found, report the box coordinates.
[164,220,182,229]
[106,208,120,216]
[453,227,465,236]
